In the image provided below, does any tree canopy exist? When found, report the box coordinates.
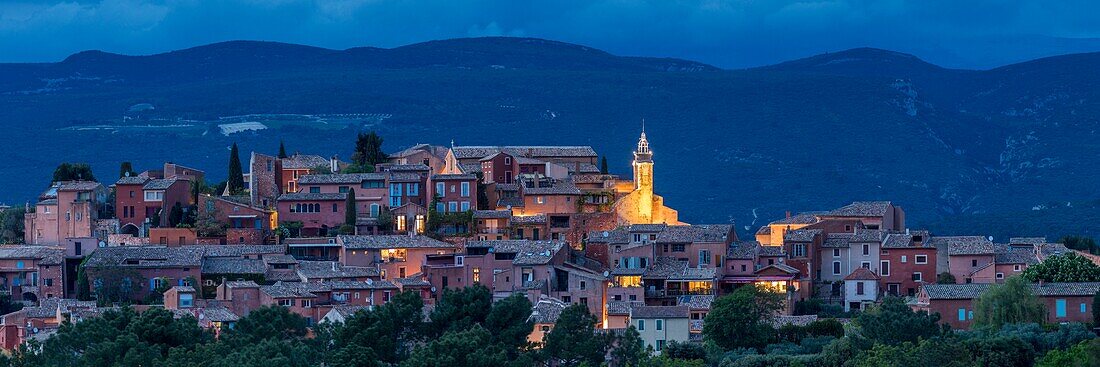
[226,143,245,194]
[702,284,784,350]
[973,276,1046,328]
[1021,252,1100,283]
[53,162,96,182]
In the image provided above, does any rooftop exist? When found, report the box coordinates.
[933,236,995,255]
[297,173,384,185]
[825,201,893,217]
[452,146,598,160]
[338,235,453,250]
[631,305,689,319]
[277,192,348,201]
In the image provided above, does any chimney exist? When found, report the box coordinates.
[330,155,339,173]
[785,211,791,219]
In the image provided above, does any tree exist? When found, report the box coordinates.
[0,206,26,244]
[1037,338,1100,367]
[854,296,942,345]
[542,304,610,367]
[937,272,957,284]
[345,188,357,227]
[34,307,210,366]
[973,276,1046,328]
[278,141,288,159]
[168,202,184,227]
[484,293,533,354]
[330,291,424,364]
[119,161,136,178]
[194,201,226,237]
[427,284,492,337]
[53,162,96,182]
[1021,252,1100,282]
[702,284,784,350]
[1061,235,1099,255]
[600,156,609,174]
[75,256,92,301]
[352,131,387,166]
[1094,290,1100,325]
[226,305,310,344]
[664,340,705,361]
[611,326,649,367]
[227,143,245,194]
[399,326,508,367]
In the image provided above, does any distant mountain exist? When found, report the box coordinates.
[3,37,1100,239]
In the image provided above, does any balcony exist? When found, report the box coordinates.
[478,228,507,234]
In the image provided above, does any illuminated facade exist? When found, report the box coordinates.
[614,127,683,225]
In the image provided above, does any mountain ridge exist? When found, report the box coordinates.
[3,36,1100,240]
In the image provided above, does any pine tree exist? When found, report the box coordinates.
[600,156,609,174]
[345,188,357,226]
[119,161,135,178]
[352,131,387,166]
[278,141,288,159]
[227,143,245,194]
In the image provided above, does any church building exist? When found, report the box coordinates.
[613,128,682,225]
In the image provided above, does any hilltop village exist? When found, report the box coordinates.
[0,129,1098,362]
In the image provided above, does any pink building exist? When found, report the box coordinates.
[0,246,65,301]
[915,282,1100,329]
[277,192,349,236]
[25,181,107,245]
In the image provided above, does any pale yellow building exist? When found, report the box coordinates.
[614,129,682,225]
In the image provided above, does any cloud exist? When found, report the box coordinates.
[1,0,1099,68]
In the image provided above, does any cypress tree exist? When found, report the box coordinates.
[278,140,288,159]
[345,188,357,226]
[227,143,245,194]
[119,161,135,178]
[600,156,609,174]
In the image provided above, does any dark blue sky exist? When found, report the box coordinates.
[3,0,1100,69]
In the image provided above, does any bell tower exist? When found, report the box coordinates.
[632,123,654,223]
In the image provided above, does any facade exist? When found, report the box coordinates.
[25,181,107,245]
[277,192,349,237]
[630,305,690,354]
[915,282,1100,329]
[843,267,879,312]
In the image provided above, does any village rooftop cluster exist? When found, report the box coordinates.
[0,130,1097,352]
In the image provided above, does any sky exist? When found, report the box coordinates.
[2,0,1100,69]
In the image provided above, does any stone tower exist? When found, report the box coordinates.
[632,127,654,223]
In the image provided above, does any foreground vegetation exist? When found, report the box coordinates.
[1,283,1097,366]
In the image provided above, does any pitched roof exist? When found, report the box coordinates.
[297,173,383,184]
[261,281,324,298]
[1009,237,1046,245]
[497,196,525,208]
[282,154,330,169]
[528,298,568,324]
[0,246,64,265]
[631,305,689,318]
[201,257,266,274]
[821,233,854,248]
[769,212,823,225]
[784,229,821,242]
[511,214,546,224]
[297,260,380,279]
[825,201,892,217]
[277,192,347,201]
[844,267,880,281]
[143,178,179,190]
[643,257,715,280]
[882,230,933,248]
[606,301,645,315]
[473,210,511,219]
[994,244,1039,265]
[466,240,565,265]
[57,181,103,192]
[922,282,1100,299]
[383,164,431,172]
[115,176,149,185]
[677,295,714,310]
[338,235,453,250]
[452,146,598,160]
[934,236,995,255]
[431,173,477,180]
[759,245,786,257]
[523,182,581,195]
[656,225,733,244]
[85,246,204,268]
[727,241,760,260]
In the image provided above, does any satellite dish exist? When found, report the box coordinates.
[365,279,373,285]
[602,231,609,237]
[430,286,437,292]
[988,236,994,242]
[602,271,610,277]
